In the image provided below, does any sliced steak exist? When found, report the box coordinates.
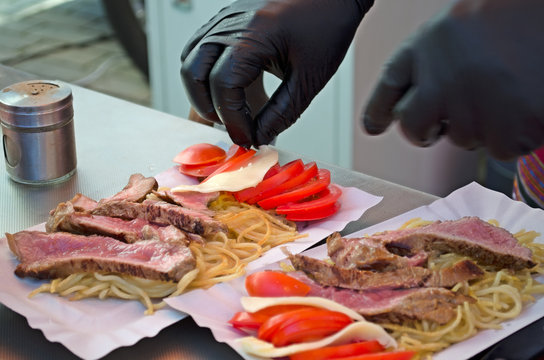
[153,190,219,214]
[68,193,98,212]
[98,173,158,204]
[371,217,535,270]
[92,199,227,237]
[327,232,428,271]
[6,231,196,282]
[46,202,190,244]
[424,259,485,287]
[288,253,483,291]
[289,271,474,325]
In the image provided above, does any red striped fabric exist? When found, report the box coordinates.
[513,146,544,209]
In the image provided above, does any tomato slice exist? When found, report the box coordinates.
[234,159,304,203]
[202,148,256,182]
[225,143,248,159]
[173,143,226,166]
[289,340,385,360]
[258,308,353,347]
[271,319,350,347]
[257,169,331,210]
[177,144,248,178]
[331,351,416,360]
[228,305,312,333]
[228,311,264,332]
[275,184,343,221]
[263,163,281,179]
[282,201,341,221]
[245,271,311,297]
[178,162,223,178]
[246,162,318,204]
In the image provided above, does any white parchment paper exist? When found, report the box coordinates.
[166,182,544,360]
[0,166,382,359]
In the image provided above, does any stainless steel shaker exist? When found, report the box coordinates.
[0,80,77,185]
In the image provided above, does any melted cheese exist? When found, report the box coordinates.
[171,145,278,193]
[240,296,364,321]
[236,321,397,358]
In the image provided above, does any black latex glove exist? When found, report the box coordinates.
[181,0,374,148]
[363,0,544,160]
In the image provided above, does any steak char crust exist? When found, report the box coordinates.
[289,271,473,325]
[92,199,227,237]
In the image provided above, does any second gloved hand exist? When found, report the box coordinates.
[181,0,374,147]
[362,0,544,160]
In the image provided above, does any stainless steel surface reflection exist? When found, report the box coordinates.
[0,80,76,184]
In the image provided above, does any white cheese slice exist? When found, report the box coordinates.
[171,145,278,193]
[236,321,397,358]
[240,296,365,321]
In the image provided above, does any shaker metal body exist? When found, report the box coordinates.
[0,80,77,185]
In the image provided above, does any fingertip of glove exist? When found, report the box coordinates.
[362,114,387,135]
[254,132,272,147]
[200,110,222,124]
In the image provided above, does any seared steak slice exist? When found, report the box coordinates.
[288,253,483,291]
[424,259,484,287]
[98,173,158,205]
[289,271,474,325]
[92,199,227,237]
[327,232,428,271]
[47,202,190,244]
[372,217,535,270]
[68,193,98,212]
[6,231,196,282]
[152,190,219,214]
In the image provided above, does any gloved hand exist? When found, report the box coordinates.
[362,0,544,160]
[181,0,374,147]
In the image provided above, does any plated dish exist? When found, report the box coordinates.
[166,182,544,360]
[0,147,380,359]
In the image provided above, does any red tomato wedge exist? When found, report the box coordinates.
[234,159,304,203]
[177,144,248,178]
[275,184,343,221]
[258,308,353,347]
[282,201,341,221]
[173,143,226,166]
[289,340,385,360]
[258,169,331,210]
[263,163,281,179]
[224,143,248,160]
[330,351,416,360]
[245,271,311,297]
[276,184,342,213]
[228,311,264,331]
[228,305,313,333]
[201,148,256,182]
[245,162,318,204]
[177,162,223,178]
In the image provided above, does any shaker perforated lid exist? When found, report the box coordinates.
[0,80,73,128]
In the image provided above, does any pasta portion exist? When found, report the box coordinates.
[384,218,544,358]
[29,193,307,314]
[29,269,199,315]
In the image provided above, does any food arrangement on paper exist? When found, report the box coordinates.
[166,182,544,360]
[0,144,382,359]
